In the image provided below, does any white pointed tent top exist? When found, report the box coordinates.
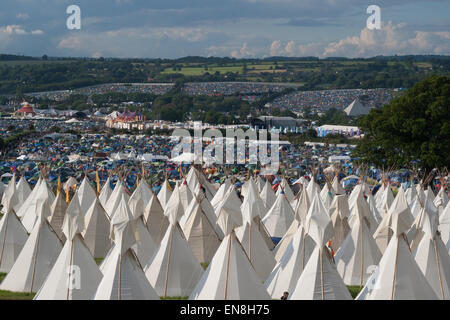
[293,187,310,224]
[157,178,172,209]
[306,179,320,201]
[405,185,417,206]
[1,174,17,214]
[259,179,277,208]
[63,193,85,240]
[240,180,266,224]
[36,197,52,222]
[215,186,243,236]
[434,187,449,209]
[389,187,414,236]
[305,193,334,247]
[105,180,129,218]
[110,194,136,254]
[211,179,231,208]
[332,176,346,195]
[99,177,113,206]
[440,201,450,225]
[420,202,439,239]
[77,176,96,215]
[128,179,152,219]
[329,194,350,220]
[164,183,185,225]
[64,176,78,189]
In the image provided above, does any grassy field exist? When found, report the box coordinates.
[0,60,78,66]
[347,286,363,299]
[162,66,244,75]
[0,273,35,300]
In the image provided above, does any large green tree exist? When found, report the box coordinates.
[354,75,450,172]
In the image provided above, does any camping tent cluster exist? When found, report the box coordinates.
[0,169,449,300]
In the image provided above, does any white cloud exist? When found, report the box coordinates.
[16,13,29,20]
[269,21,450,58]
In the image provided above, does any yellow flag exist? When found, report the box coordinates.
[66,182,69,203]
[137,175,139,186]
[96,170,100,195]
[57,176,61,196]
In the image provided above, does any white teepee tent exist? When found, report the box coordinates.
[0,176,28,273]
[289,193,351,300]
[439,202,450,253]
[0,198,62,293]
[413,202,450,300]
[143,192,169,245]
[157,179,172,211]
[189,231,270,300]
[334,199,382,287]
[262,190,295,239]
[93,195,159,300]
[48,191,68,243]
[14,176,31,213]
[357,195,438,300]
[98,177,113,208]
[259,180,276,210]
[82,198,111,258]
[34,196,102,300]
[329,194,351,251]
[77,176,97,217]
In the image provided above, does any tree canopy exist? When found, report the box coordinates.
[354,75,450,172]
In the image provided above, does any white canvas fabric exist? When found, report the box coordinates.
[164,184,185,224]
[367,193,383,224]
[190,232,270,300]
[413,204,450,299]
[64,177,78,190]
[94,249,159,300]
[405,185,417,208]
[131,216,157,267]
[0,210,28,272]
[157,179,172,211]
[407,192,439,252]
[319,183,334,210]
[128,180,153,220]
[334,204,382,286]
[94,195,159,300]
[332,176,346,195]
[14,176,32,213]
[214,186,243,236]
[181,199,221,264]
[98,177,113,208]
[16,177,42,218]
[143,193,169,245]
[329,194,351,251]
[21,179,56,232]
[34,198,102,300]
[82,198,111,258]
[186,167,216,201]
[210,179,231,208]
[434,188,449,215]
[305,180,320,203]
[358,234,438,300]
[439,202,450,253]
[104,182,130,219]
[265,226,315,298]
[374,187,414,253]
[0,199,62,293]
[289,246,352,300]
[145,223,203,297]
[276,178,295,203]
[262,191,295,238]
[348,189,378,236]
[375,184,394,217]
[273,189,310,262]
[235,222,276,281]
[48,192,68,243]
[179,180,194,211]
[77,177,97,217]
[1,175,18,215]
[259,180,276,210]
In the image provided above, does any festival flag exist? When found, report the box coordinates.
[96,170,100,195]
[66,182,69,204]
[57,176,61,196]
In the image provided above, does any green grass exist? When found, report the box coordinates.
[0,290,35,300]
[347,286,363,299]
[160,296,189,300]
[200,262,210,270]
[94,258,104,265]
[0,272,5,283]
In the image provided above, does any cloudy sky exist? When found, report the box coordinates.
[1,0,449,58]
